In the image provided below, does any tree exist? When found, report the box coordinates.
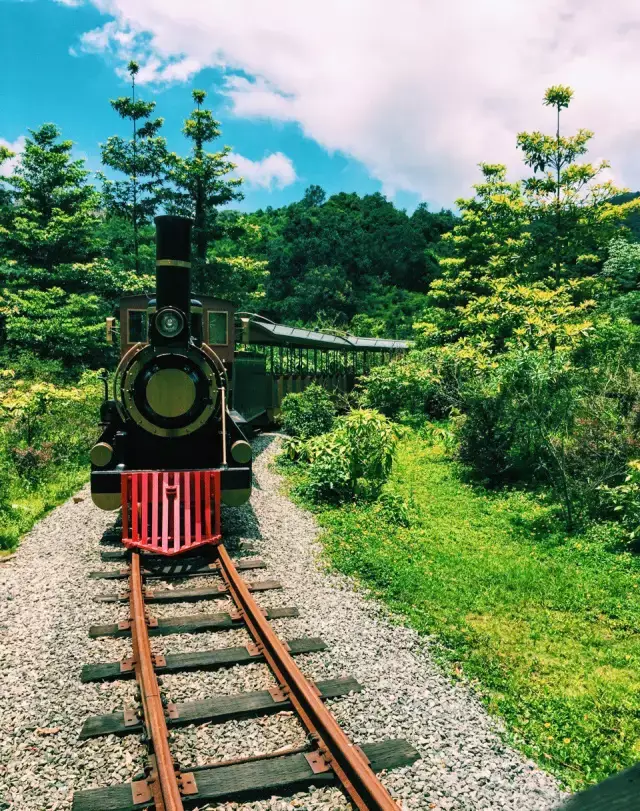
[424,163,528,341]
[421,86,640,347]
[207,214,268,308]
[0,146,14,210]
[516,85,640,283]
[250,187,453,325]
[99,60,169,272]
[600,236,640,322]
[0,124,100,270]
[283,264,353,324]
[166,89,243,289]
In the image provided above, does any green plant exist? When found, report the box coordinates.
[298,408,399,503]
[0,362,102,549]
[281,431,640,791]
[279,383,335,439]
[360,351,445,419]
[599,459,640,547]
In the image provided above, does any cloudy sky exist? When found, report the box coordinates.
[2,0,640,211]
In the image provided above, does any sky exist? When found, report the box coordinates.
[2,0,640,213]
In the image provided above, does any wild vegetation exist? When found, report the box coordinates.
[277,86,640,789]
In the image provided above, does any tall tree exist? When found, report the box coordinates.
[166,89,243,289]
[516,85,639,283]
[424,163,528,341]
[99,60,168,272]
[0,124,99,270]
[421,86,640,347]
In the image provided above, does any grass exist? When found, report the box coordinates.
[0,465,89,550]
[281,432,640,791]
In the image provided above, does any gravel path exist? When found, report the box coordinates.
[0,435,568,810]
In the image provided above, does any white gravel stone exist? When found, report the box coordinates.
[0,487,147,811]
[0,436,570,810]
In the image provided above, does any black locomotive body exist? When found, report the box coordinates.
[90,215,252,556]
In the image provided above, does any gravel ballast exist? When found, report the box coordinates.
[0,435,568,810]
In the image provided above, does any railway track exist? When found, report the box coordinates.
[72,531,419,810]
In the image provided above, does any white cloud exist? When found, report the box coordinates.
[70,0,640,205]
[229,151,297,189]
[0,136,25,177]
[79,22,202,84]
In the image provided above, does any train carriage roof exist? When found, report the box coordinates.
[238,314,411,352]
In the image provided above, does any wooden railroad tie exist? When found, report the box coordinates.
[79,676,362,739]
[72,739,420,811]
[88,606,299,639]
[80,636,327,683]
[93,579,282,604]
[89,557,265,580]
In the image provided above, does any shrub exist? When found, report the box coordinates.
[279,383,335,439]
[360,350,452,420]
[10,442,54,485]
[455,346,640,529]
[297,409,400,503]
[599,460,640,547]
[370,491,411,526]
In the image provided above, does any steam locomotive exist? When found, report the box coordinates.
[90,215,252,556]
[90,214,410,557]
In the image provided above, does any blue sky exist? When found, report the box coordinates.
[2,0,640,212]
[0,0,421,213]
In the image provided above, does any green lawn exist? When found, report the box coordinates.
[283,433,640,791]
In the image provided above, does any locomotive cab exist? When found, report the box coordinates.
[90,215,252,556]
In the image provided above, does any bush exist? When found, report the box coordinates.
[279,383,335,438]
[360,350,452,420]
[296,408,400,503]
[0,362,103,548]
[455,347,640,529]
[599,460,640,547]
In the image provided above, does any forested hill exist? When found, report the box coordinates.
[219,187,456,337]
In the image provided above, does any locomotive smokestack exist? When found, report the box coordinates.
[154,215,193,316]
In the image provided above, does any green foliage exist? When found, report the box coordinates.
[99,61,169,272]
[166,89,243,289]
[0,363,102,549]
[427,163,527,333]
[359,352,446,419]
[601,236,640,322]
[420,87,640,351]
[599,459,640,547]
[454,337,640,530]
[0,286,112,365]
[246,188,455,330]
[294,409,400,503]
[207,214,269,306]
[282,434,640,791]
[0,124,100,270]
[279,383,335,439]
[97,216,156,278]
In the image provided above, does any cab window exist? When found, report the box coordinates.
[128,310,148,343]
[208,311,228,345]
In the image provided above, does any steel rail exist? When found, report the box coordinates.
[215,543,400,811]
[129,551,184,811]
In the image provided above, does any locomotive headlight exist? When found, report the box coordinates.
[156,308,184,338]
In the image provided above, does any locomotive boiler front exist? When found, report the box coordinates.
[115,216,225,441]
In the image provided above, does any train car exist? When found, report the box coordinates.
[90,214,409,557]
[233,315,410,428]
